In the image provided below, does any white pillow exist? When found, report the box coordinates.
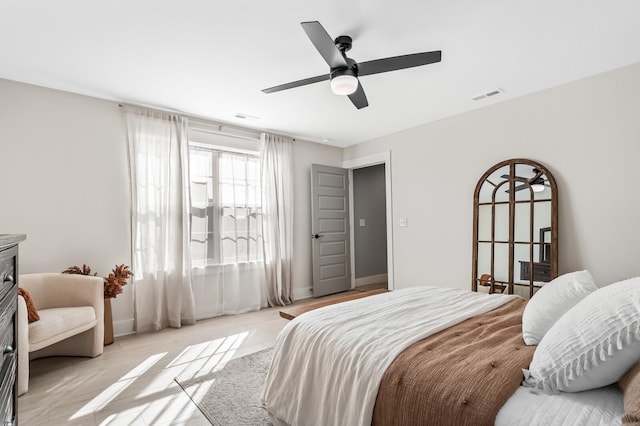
[524,277,640,393]
[522,270,597,345]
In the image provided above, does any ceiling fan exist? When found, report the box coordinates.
[503,168,550,192]
[262,21,442,109]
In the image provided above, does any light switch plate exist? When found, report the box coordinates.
[399,218,408,227]
[359,218,366,226]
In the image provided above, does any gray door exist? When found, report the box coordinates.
[311,164,351,297]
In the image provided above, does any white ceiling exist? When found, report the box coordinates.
[1,1,639,147]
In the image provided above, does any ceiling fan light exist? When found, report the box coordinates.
[330,74,358,96]
[531,183,545,192]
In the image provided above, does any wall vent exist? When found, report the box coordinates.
[472,88,504,101]
[234,112,259,120]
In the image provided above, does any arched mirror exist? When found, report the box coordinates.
[472,159,558,298]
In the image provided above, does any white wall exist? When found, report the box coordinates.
[0,78,343,335]
[344,62,640,290]
[0,79,134,333]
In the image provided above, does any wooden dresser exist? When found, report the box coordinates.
[519,260,551,282]
[0,234,25,425]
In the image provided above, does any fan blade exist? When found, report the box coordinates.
[358,51,442,76]
[301,21,348,69]
[505,183,529,193]
[348,81,368,109]
[502,174,529,180]
[531,177,545,185]
[262,74,330,94]
[513,183,528,192]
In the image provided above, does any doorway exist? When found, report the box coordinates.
[352,164,388,290]
[344,151,394,291]
[309,152,393,296]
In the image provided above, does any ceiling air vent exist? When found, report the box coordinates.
[472,88,504,101]
[234,112,259,121]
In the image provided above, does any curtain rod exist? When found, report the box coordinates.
[118,103,296,141]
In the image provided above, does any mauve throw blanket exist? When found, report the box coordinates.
[372,298,535,426]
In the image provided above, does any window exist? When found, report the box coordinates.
[189,139,262,267]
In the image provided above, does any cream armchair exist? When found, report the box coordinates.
[17,273,104,396]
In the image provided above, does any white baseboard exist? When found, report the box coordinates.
[293,286,313,300]
[355,273,388,287]
[113,319,135,337]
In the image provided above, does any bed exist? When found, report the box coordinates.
[261,272,640,426]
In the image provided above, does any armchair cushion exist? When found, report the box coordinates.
[28,307,96,352]
[18,287,39,323]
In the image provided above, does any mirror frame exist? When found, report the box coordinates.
[472,158,558,297]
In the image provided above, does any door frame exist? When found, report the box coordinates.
[343,151,394,291]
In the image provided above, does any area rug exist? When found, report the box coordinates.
[175,347,274,426]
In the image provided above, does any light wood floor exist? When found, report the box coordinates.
[18,284,387,426]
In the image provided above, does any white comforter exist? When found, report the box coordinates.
[262,286,518,426]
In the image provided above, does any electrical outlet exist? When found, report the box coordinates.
[359,218,365,227]
[399,218,408,227]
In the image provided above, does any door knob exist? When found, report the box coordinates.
[312,234,324,239]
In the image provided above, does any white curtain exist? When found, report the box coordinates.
[260,133,294,306]
[191,263,265,317]
[190,150,266,317]
[124,105,196,332]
